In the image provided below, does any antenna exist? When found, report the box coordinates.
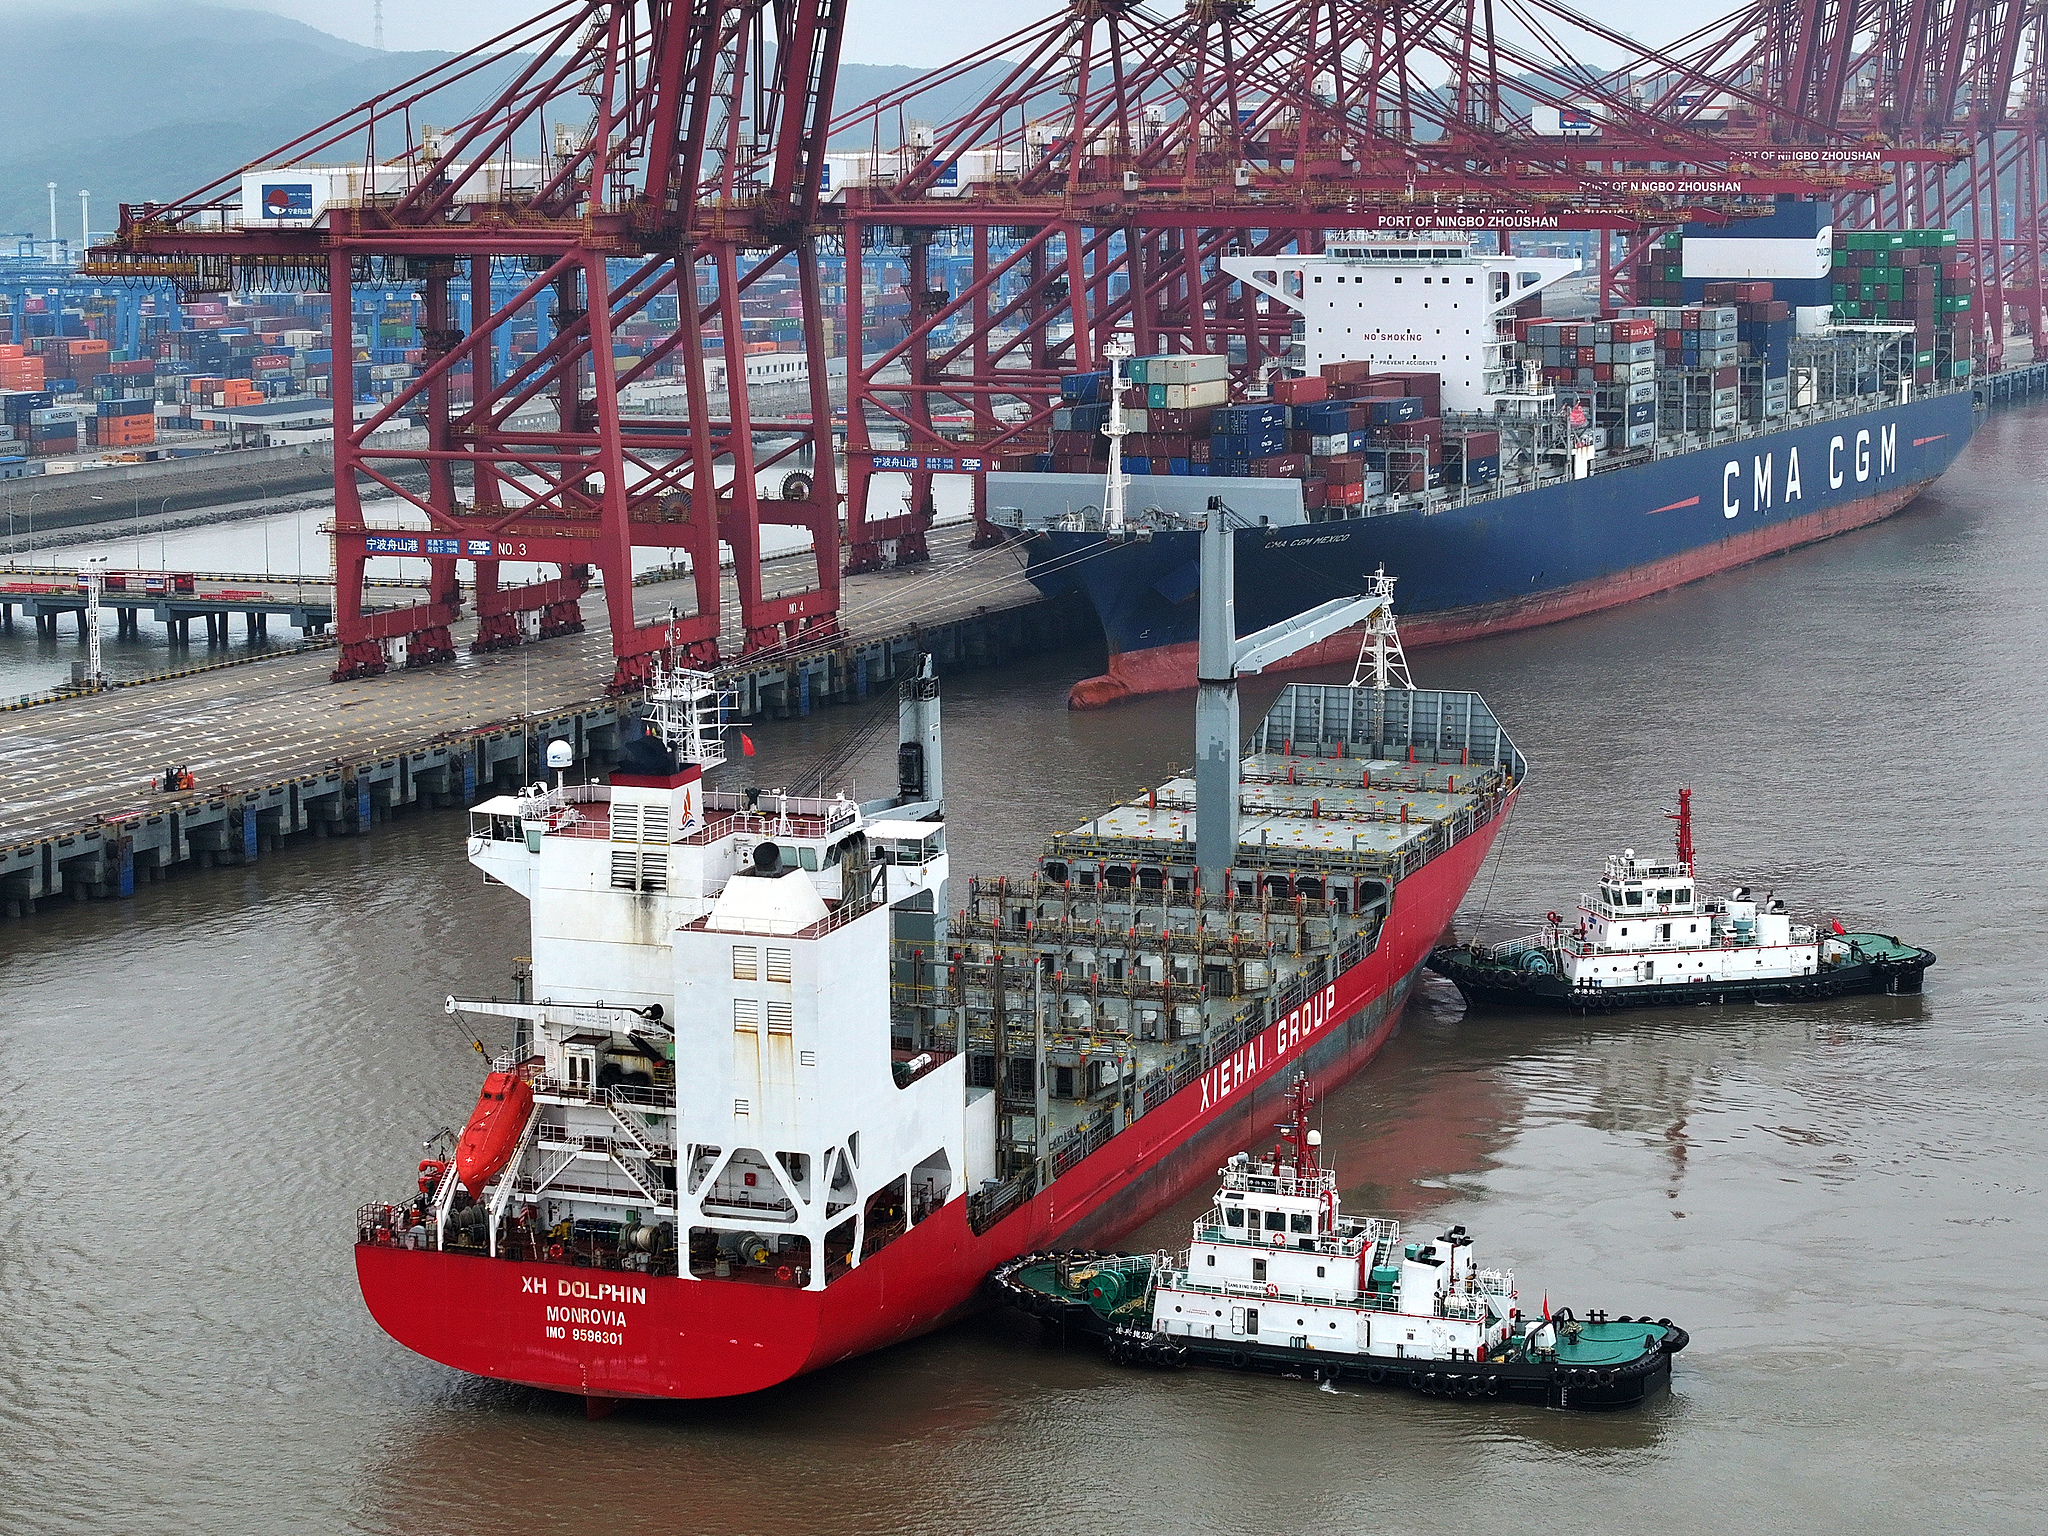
[1348,567,1414,691]
[373,0,385,50]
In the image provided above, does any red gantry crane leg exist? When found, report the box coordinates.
[91,0,847,691]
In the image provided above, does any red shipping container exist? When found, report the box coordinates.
[1452,430,1501,456]
[1319,454,1365,483]
[1372,371,1441,411]
[1319,360,1371,384]
[1300,477,1328,510]
[1249,452,1308,477]
[1327,479,1365,506]
[1712,366,1738,388]
[1356,379,1408,399]
[1274,376,1328,404]
[1378,417,1443,443]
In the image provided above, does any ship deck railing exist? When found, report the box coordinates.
[1165,1275,1401,1314]
[530,1077,678,1114]
[1488,926,1819,961]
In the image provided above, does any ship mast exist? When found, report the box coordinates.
[1101,334,1132,535]
[1275,1075,1321,1179]
[648,612,732,769]
[1348,566,1414,692]
[1667,787,1696,876]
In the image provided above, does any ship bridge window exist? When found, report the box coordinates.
[1657,889,1673,905]
[1290,1212,1313,1234]
[1625,889,1643,906]
[1265,1211,1287,1232]
[1677,887,1692,904]
[1226,1206,1245,1227]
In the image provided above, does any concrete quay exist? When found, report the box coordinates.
[0,524,1089,918]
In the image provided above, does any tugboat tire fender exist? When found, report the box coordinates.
[1366,1365,1386,1385]
[1484,1377,1500,1397]
[1229,1350,1250,1369]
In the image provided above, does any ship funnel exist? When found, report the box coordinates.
[893,654,943,815]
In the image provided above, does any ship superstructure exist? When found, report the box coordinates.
[1149,1086,1516,1364]
[357,628,1525,1402]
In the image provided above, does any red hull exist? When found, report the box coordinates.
[1067,478,1932,708]
[358,791,1512,1399]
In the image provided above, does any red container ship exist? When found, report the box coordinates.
[357,631,1524,1404]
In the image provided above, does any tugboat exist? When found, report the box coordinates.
[989,1079,1686,1410]
[1426,789,1934,1014]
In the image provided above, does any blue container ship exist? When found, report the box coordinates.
[987,230,1980,706]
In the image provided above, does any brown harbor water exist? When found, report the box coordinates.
[3,403,2046,1533]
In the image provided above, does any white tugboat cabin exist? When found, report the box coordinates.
[1148,1082,1516,1364]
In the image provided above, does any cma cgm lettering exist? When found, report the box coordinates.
[1019,387,1978,705]
[1721,421,1899,517]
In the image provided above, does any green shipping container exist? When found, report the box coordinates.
[1943,294,1972,311]
[1916,350,1935,367]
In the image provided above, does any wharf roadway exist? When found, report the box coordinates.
[0,524,1089,911]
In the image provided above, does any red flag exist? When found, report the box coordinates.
[740,732,756,757]
[1541,1293,1550,1322]
[1831,918,1846,936]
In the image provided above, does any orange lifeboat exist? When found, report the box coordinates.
[454,1070,535,1195]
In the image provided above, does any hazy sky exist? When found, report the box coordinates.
[244,0,1694,70]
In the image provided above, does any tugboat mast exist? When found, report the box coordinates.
[1666,787,1696,877]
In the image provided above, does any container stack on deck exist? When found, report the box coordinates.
[1829,228,1972,382]
[1024,354,1468,504]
